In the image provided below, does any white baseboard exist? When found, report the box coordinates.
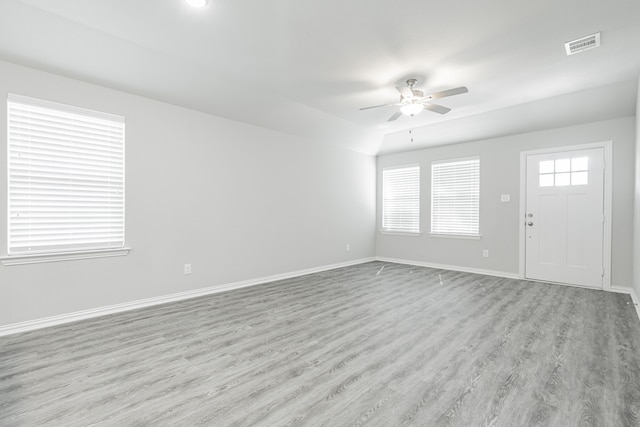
[376,256,521,280]
[0,257,376,337]
[5,257,636,337]
[379,258,640,323]
[611,286,640,322]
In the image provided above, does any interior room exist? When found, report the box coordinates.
[1,0,639,425]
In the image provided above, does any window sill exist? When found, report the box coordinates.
[1,248,131,266]
[429,233,482,240]
[380,231,422,236]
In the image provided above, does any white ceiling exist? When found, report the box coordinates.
[0,0,638,155]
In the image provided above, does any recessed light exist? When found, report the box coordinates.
[185,0,208,7]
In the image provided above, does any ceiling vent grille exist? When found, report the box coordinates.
[565,32,601,55]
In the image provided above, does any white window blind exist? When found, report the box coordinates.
[7,94,125,255]
[431,157,480,236]
[382,165,420,233]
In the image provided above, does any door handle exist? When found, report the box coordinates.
[528,222,534,226]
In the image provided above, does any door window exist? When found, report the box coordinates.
[539,157,588,187]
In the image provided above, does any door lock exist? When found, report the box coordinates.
[528,222,534,226]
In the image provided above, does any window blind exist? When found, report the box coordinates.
[382,165,420,233]
[7,94,125,255]
[431,157,480,236]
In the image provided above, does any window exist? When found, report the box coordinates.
[6,94,126,258]
[431,157,480,237]
[382,165,420,234]
[539,157,588,187]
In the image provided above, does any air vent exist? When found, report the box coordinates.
[565,32,601,56]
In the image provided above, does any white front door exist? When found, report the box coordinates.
[525,148,605,288]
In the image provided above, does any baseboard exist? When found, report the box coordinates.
[6,257,634,337]
[610,286,640,322]
[376,257,521,280]
[0,257,376,337]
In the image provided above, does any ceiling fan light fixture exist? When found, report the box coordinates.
[400,103,424,116]
[185,0,208,8]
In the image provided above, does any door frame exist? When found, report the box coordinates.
[518,141,613,290]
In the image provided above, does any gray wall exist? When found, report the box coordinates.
[377,117,636,288]
[0,60,376,327]
[0,58,636,329]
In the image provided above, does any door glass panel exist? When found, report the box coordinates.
[555,158,570,173]
[539,174,554,187]
[538,156,590,187]
[539,160,555,174]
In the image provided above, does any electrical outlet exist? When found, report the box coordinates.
[482,250,489,258]
[346,244,350,252]
[501,194,511,202]
[184,264,192,275]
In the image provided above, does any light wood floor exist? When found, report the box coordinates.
[1,262,640,426]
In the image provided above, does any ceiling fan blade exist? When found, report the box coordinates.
[396,86,414,99]
[359,102,400,111]
[387,111,403,121]
[427,86,468,100]
[423,103,451,114]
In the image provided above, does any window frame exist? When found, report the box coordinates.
[381,164,421,236]
[430,156,481,239]
[2,94,129,265]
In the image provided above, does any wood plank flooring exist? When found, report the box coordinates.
[1,261,640,426]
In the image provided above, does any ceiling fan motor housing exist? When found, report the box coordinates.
[404,79,422,100]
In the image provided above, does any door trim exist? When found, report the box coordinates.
[518,141,613,290]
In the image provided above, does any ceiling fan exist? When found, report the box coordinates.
[360,79,468,121]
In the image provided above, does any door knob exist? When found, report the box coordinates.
[528,222,534,226]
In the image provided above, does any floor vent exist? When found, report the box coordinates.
[565,32,601,56]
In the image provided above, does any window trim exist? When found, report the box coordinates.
[1,247,130,266]
[430,156,480,237]
[428,232,481,240]
[380,230,422,237]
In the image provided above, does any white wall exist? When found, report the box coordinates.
[633,75,640,299]
[377,117,636,287]
[0,60,376,327]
